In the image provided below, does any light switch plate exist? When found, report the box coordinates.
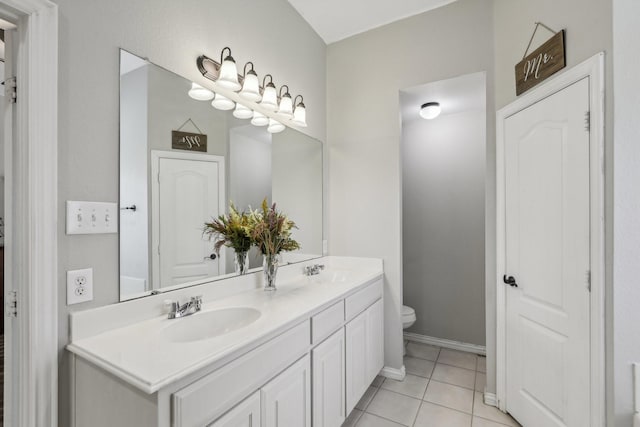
[66,201,118,234]
[67,268,93,305]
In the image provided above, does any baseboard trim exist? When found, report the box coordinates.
[483,392,498,407]
[404,332,486,356]
[380,365,406,381]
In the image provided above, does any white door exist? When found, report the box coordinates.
[208,391,260,427]
[504,78,590,427]
[312,329,346,427]
[157,156,222,288]
[261,355,311,427]
[345,309,368,414]
[367,299,385,381]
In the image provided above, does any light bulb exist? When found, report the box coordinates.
[188,82,214,101]
[251,111,269,126]
[267,118,285,134]
[277,93,294,119]
[233,103,253,119]
[216,48,241,91]
[239,67,262,102]
[211,93,235,110]
[292,102,307,127]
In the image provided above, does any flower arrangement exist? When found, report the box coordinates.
[248,199,301,256]
[203,203,252,255]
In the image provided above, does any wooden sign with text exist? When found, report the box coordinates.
[171,130,207,152]
[515,30,566,96]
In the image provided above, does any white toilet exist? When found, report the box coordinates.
[402,305,416,329]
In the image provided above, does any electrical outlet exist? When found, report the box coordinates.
[67,268,93,305]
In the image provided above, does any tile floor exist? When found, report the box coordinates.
[342,342,521,427]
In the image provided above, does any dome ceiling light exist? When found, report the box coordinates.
[420,102,441,120]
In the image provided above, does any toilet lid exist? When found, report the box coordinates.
[402,305,415,316]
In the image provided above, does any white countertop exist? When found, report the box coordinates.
[67,256,383,394]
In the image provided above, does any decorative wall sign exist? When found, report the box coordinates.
[172,118,207,152]
[172,130,207,152]
[515,26,566,96]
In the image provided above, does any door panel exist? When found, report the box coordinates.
[504,78,590,427]
[158,158,221,287]
[312,329,346,427]
[208,391,260,427]
[261,355,311,427]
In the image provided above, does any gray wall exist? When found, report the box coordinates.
[613,0,640,425]
[492,0,613,400]
[327,0,495,373]
[55,0,326,424]
[402,108,486,345]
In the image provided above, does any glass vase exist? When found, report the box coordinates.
[263,253,279,291]
[234,250,249,275]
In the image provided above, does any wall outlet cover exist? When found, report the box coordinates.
[67,268,94,305]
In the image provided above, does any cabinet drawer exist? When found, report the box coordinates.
[345,278,383,321]
[311,300,344,345]
[173,320,310,427]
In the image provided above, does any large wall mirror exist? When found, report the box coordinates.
[119,49,323,301]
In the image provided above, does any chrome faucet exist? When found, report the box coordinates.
[304,264,325,276]
[166,295,203,319]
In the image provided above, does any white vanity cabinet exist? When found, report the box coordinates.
[69,264,384,427]
[345,288,385,413]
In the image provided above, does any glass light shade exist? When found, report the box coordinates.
[277,93,294,119]
[188,82,214,101]
[267,118,285,134]
[211,93,235,111]
[239,70,262,102]
[251,111,269,126]
[419,102,441,120]
[233,103,253,119]
[260,83,278,111]
[292,103,307,127]
[217,57,241,91]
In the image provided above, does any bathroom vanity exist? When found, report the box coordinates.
[67,257,384,427]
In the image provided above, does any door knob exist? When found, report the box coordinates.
[503,275,518,287]
[204,253,217,260]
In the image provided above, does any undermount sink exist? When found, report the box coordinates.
[162,307,261,343]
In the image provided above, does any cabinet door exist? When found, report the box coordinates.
[209,391,260,427]
[345,309,368,413]
[312,329,346,427]
[367,299,385,381]
[346,298,385,414]
[261,355,311,427]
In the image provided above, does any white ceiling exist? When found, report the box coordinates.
[399,72,486,123]
[287,0,458,44]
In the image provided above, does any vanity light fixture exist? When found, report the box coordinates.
[267,118,285,134]
[251,111,269,126]
[292,95,307,127]
[233,102,253,119]
[260,74,279,111]
[216,47,242,91]
[188,82,214,101]
[211,93,235,111]
[239,62,262,102]
[277,85,294,119]
[196,49,308,126]
[420,102,441,120]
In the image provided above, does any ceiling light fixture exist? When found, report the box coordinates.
[420,102,441,120]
